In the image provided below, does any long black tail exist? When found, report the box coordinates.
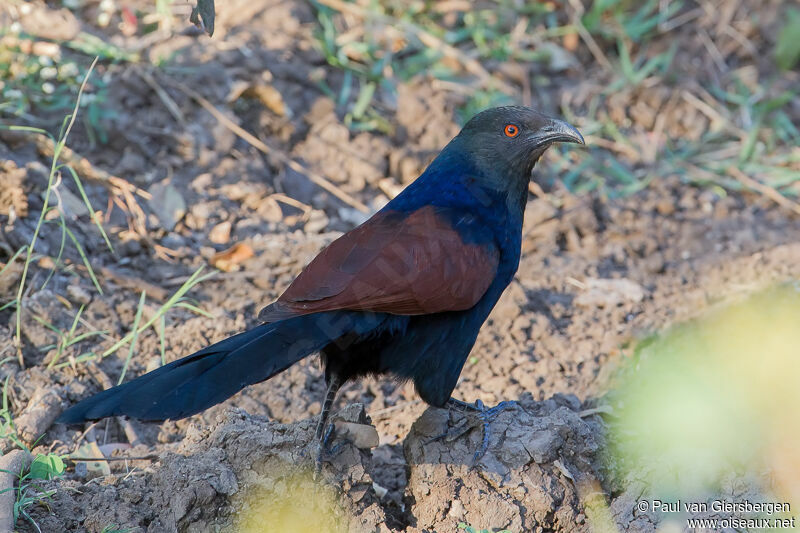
[58,312,382,423]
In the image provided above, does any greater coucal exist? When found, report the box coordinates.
[58,106,584,465]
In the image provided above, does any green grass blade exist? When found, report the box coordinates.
[63,226,103,294]
[62,165,114,253]
[101,266,215,359]
[118,290,146,385]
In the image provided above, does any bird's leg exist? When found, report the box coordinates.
[431,398,516,465]
[313,374,341,477]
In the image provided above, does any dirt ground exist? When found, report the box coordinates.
[1,0,799,532]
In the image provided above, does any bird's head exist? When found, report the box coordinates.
[450,106,584,192]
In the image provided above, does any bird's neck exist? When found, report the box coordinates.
[419,147,530,220]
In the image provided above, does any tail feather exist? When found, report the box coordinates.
[58,312,382,423]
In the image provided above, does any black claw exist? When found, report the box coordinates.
[440,398,517,465]
[322,422,349,456]
[472,400,515,463]
[322,422,335,449]
[426,416,471,444]
[314,420,353,478]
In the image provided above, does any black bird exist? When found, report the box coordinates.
[58,106,584,465]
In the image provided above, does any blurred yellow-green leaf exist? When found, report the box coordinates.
[610,286,800,500]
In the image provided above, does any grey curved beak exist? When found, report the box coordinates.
[530,118,585,147]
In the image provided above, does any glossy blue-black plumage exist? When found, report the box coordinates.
[58,106,582,424]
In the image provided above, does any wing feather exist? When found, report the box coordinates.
[258,205,499,321]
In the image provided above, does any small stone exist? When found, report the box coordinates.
[574,278,646,308]
[447,499,464,518]
[304,210,329,233]
[655,198,675,215]
[148,182,186,231]
[332,421,379,449]
[208,221,232,244]
[145,356,162,373]
[31,40,61,59]
[372,482,388,499]
[66,285,91,305]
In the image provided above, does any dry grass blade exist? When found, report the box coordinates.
[135,67,186,125]
[566,0,613,71]
[728,166,800,217]
[98,267,169,302]
[12,57,99,368]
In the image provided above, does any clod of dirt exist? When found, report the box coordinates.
[0,450,33,533]
[0,260,22,298]
[14,386,64,445]
[403,394,604,533]
[16,4,80,41]
[13,291,75,364]
[27,406,388,533]
[293,98,389,195]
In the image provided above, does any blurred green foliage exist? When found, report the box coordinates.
[775,7,800,70]
[608,286,800,499]
[310,0,557,130]
[0,32,119,142]
[583,0,684,42]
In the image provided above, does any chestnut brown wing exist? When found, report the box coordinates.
[258,205,499,322]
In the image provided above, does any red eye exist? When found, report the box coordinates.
[504,124,519,137]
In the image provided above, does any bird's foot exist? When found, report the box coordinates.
[430,398,516,465]
[312,422,350,479]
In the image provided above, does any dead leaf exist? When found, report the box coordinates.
[210,242,254,272]
[243,84,287,117]
[190,0,215,36]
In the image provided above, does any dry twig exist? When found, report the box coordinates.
[98,267,168,302]
[135,68,186,126]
